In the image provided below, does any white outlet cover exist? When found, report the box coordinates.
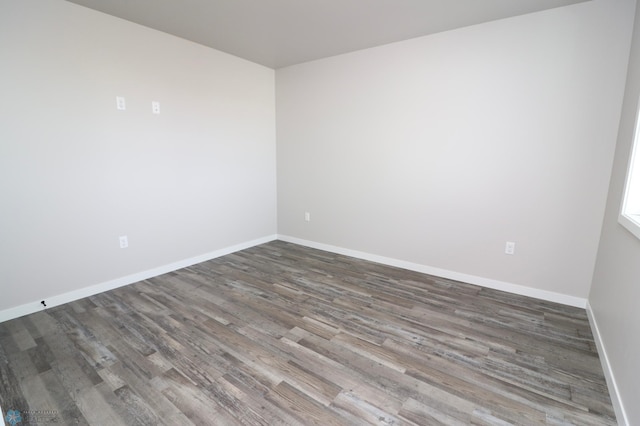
[152,101,160,114]
[505,241,515,255]
[116,96,126,110]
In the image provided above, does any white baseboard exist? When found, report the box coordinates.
[586,302,628,426]
[0,233,586,317]
[0,235,277,324]
[277,235,587,308]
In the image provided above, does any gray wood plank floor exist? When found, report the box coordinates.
[0,241,616,425]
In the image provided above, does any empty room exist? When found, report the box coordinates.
[1,0,640,424]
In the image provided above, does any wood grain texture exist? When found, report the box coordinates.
[0,241,616,425]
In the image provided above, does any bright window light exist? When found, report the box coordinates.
[619,95,640,240]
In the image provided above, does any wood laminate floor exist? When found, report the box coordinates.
[0,241,616,425]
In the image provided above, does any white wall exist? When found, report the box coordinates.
[0,0,277,314]
[276,0,635,302]
[590,0,640,422]
[0,0,637,421]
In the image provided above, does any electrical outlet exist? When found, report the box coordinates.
[152,101,160,114]
[305,212,311,222]
[119,235,129,249]
[505,241,515,255]
[116,96,126,111]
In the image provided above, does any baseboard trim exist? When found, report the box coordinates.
[1,233,587,318]
[0,235,278,324]
[277,235,587,308]
[586,302,628,426]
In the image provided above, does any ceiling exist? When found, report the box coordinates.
[64,0,589,69]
